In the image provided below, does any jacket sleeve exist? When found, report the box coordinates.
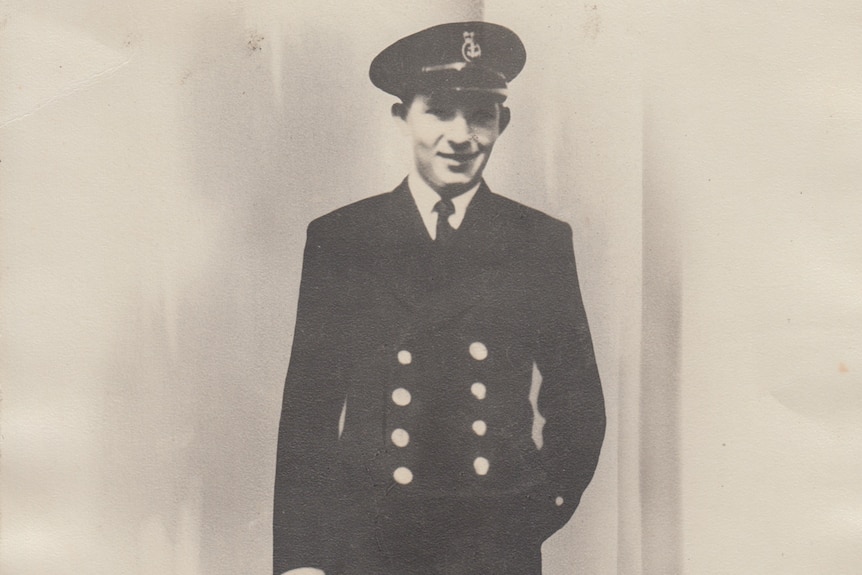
[273,219,349,575]
[533,221,606,538]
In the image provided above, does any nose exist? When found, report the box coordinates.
[446,113,474,148]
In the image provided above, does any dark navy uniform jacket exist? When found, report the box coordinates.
[273,180,605,575]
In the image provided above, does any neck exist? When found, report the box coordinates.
[408,170,480,200]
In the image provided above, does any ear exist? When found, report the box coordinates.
[498,106,511,134]
[392,101,410,135]
[391,102,408,120]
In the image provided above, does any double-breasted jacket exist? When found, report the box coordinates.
[273,180,605,574]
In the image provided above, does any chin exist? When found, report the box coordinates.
[439,172,478,188]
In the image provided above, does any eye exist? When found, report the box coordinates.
[470,108,497,124]
[427,108,455,120]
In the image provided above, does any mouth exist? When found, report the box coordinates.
[438,151,481,163]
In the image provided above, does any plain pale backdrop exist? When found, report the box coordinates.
[1,1,860,574]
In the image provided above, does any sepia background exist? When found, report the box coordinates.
[1,1,859,574]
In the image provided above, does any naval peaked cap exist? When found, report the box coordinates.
[370,22,526,100]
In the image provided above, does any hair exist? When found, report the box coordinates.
[392,91,511,128]
[399,89,507,106]
[398,92,418,107]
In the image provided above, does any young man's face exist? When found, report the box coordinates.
[395,91,509,195]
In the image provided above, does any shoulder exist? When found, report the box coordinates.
[484,190,573,242]
[305,189,399,241]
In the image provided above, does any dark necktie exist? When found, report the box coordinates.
[433,198,456,243]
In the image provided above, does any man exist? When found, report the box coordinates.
[273,21,605,575]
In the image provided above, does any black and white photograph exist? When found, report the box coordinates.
[1,2,860,575]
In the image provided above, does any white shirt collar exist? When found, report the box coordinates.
[407,171,481,240]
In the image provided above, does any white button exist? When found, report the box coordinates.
[391,388,412,406]
[469,342,488,361]
[393,466,413,485]
[397,350,412,365]
[471,382,487,400]
[555,496,565,507]
[472,420,487,436]
[473,457,490,476]
[391,428,410,447]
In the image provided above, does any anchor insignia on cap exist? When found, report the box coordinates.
[462,31,481,62]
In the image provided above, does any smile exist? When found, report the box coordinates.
[438,152,480,162]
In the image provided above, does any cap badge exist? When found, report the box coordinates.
[462,31,482,62]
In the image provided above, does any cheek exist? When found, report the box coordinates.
[410,131,431,150]
[414,138,436,157]
[470,122,500,145]
[412,118,445,146]
[472,126,500,146]
[412,136,437,165]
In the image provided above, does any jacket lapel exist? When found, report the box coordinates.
[376,180,509,335]
[383,179,434,247]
